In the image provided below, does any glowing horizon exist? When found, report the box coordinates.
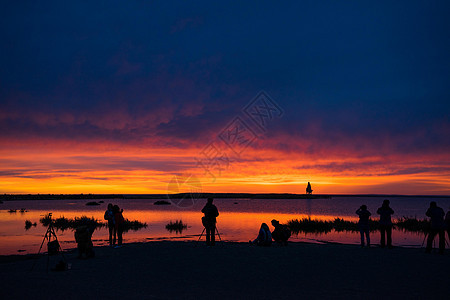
[1,141,448,195]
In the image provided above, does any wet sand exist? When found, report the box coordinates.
[0,241,449,299]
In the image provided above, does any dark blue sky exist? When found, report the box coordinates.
[1,1,449,155]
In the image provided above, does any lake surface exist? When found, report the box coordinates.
[1,196,449,255]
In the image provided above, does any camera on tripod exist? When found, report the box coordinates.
[31,212,66,271]
[45,213,60,255]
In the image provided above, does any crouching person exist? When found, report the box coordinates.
[250,223,272,246]
[75,225,95,258]
[271,219,291,246]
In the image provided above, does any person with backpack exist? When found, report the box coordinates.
[104,203,115,246]
[201,198,219,246]
[271,219,291,246]
[250,223,272,246]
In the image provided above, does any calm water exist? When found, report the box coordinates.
[1,196,449,255]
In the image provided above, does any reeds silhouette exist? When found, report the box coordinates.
[288,217,431,234]
[24,220,37,230]
[39,213,147,232]
[165,220,188,234]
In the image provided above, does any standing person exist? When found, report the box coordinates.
[356,205,371,248]
[104,203,115,246]
[425,202,445,254]
[113,205,125,248]
[377,199,394,248]
[201,198,219,246]
[445,208,450,243]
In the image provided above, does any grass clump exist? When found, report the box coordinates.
[71,216,102,230]
[287,218,333,234]
[395,217,430,233]
[287,218,371,234]
[40,213,53,226]
[332,218,380,232]
[165,220,188,234]
[40,214,102,231]
[122,219,147,232]
[288,216,432,234]
[38,214,146,232]
[24,220,37,230]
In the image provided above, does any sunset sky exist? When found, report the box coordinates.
[1,1,449,195]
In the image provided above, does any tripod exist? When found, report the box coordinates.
[31,221,66,272]
[422,230,449,250]
[196,225,222,247]
[421,232,428,247]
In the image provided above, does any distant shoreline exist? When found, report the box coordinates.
[1,193,449,201]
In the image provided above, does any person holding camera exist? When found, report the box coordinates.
[104,203,115,246]
[377,199,394,248]
[446,208,450,243]
[356,205,371,248]
[271,219,291,246]
[113,205,125,247]
[425,201,445,254]
[201,198,219,246]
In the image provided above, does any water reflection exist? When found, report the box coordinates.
[1,196,449,255]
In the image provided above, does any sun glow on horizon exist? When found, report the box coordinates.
[0,144,448,195]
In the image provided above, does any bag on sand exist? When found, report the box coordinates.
[47,240,60,255]
[51,260,67,272]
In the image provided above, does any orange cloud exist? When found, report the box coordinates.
[0,142,448,195]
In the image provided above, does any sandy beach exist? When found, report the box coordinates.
[1,241,449,299]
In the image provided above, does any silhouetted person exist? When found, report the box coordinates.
[113,205,124,247]
[306,182,313,194]
[446,208,450,242]
[356,205,371,247]
[377,199,394,248]
[104,203,115,246]
[250,223,272,246]
[74,223,95,258]
[271,219,291,245]
[425,202,445,254]
[201,198,219,246]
